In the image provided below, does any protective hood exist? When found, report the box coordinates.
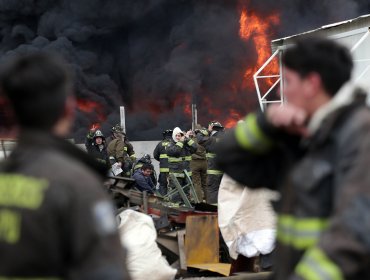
[172,127,183,142]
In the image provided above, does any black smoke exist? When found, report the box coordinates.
[0,0,369,141]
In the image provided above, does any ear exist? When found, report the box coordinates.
[303,72,322,98]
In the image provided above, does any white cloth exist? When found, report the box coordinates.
[172,127,184,142]
[218,174,279,259]
[118,210,177,280]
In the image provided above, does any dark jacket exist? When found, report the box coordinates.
[132,169,155,194]
[217,88,370,280]
[167,138,197,177]
[0,130,130,279]
[153,138,171,173]
[132,158,157,186]
[85,136,110,168]
[198,130,224,176]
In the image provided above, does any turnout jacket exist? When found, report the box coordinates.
[85,136,110,168]
[217,84,370,280]
[0,130,130,279]
[153,138,171,173]
[107,138,135,176]
[198,130,224,176]
[167,138,197,177]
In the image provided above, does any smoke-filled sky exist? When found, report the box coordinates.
[0,0,369,141]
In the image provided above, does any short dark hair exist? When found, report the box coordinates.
[282,37,353,96]
[0,52,72,130]
[141,163,153,171]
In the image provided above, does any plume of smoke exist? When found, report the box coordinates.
[0,0,368,141]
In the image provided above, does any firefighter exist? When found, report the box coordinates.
[85,129,110,168]
[0,53,129,278]
[217,37,370,279]
[166,127,197,199]
[190,125,208,201]
[153,129,172,195]
[198,121,224,204]
[107,124,136,176]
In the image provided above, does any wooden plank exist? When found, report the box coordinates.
[177,229,187,270]
[185,215,219,265]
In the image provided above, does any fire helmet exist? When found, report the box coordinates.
[93,130,105,139]
[111,124,123,133]
[162,129,173,138]
[210,121,224,130]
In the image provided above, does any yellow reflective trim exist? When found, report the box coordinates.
[176,142,184,148]
[235,113,272,152]
[277,215,329,250]
[206,153,216,159]
[207,170,223,175]
[124,147,128,151]
[168,157,182,163]
[159,154,168,159]
[162,142,169,147]
[0,174,49,209]
[296,247,344,280]
[187,139,195,146]
[160,168,170,173]
[0,209,21,244]
[134,163,143,170]
[185,156,192,161]
[170,172,185,178]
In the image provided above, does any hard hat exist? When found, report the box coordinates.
[111,124,123,133]
[210,121,224,129]
[162,129,173,137]
[93,130,105,139]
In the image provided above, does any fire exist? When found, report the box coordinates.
[239,8,280,88]
[173,93,192,117]
[211,8,279,129]
[77,99,106,127]
[224,109,243,128]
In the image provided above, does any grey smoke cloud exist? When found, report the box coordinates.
[0,0,368,141]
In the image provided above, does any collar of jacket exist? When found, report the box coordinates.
[308,82,364,134]
[304,83,367,147]
[16,129,108,178]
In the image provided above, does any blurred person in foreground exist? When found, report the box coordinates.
[0,53,130,279]
[217,37,370,279]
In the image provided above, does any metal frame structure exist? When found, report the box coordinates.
[254,17,370,111]
[253,48,283,111]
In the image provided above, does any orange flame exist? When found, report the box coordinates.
[173,93,192,117]
[239,8,280,88]
[77,99,106,127]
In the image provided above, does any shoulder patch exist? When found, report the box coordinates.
[92,201,117,236]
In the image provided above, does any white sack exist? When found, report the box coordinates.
[118,210,177,280]
[218,174,279,259]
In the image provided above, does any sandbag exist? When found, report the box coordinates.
[218,174,279,259]
[118,210,177,280]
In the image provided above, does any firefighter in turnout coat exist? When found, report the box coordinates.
[217,38,370,280]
